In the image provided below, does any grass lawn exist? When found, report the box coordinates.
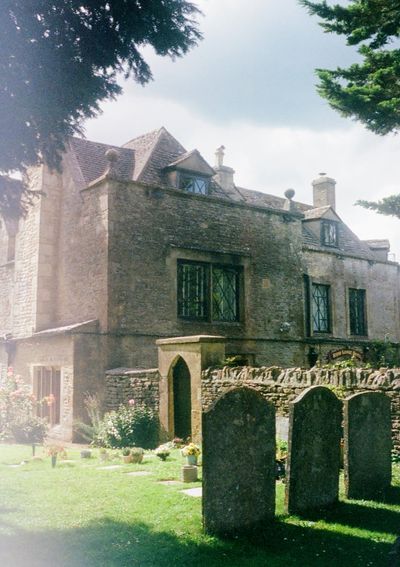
[0,444,399,567]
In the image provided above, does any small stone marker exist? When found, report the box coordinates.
[182,465,198,483]
[203,387,276,537]
[181,487,202,498]
[96,465,123,471]
[344,391,391,500]
[285,386,342,515]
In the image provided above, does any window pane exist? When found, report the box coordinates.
[312,284,330,332]
[321,221,338,247]
[177,262,208,319]
[349,289,367,335]
[212,266,239,322]
[179,174,208,195]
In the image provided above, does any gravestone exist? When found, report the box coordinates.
[202,387,275,537]
[344,391,391,500]
[285,386,342,515]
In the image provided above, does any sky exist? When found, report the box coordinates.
[84,0,399,260]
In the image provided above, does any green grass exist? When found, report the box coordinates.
[0,444,399,567]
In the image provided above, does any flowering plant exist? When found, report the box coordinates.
[46,445,67,458]
[0,367,45,443]
[181,443,201,457]
[155,444,171,461]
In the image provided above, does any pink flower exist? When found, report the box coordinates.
[128,399,135,406]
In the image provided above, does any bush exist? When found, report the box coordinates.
[96,404,159,449]
[11,415,47,444]
[0,367,44,442]
[73,394,102,444]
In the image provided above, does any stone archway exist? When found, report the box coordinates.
[172,357,192,439]
[157,335,226,443]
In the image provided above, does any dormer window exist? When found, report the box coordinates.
[179,173,209,195]
[321,220,338,247]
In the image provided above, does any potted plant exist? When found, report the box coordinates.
[46,445,66,468]
[155,444,170,461]
[122,448,133,463]
[130,447,144,464]
[181,443,201,466]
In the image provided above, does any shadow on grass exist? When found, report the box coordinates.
[0,516,394,567]
[298,497,400,535]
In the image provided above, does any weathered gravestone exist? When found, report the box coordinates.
[202,387,276,537]
[285,386,342,515]
[344,391,391,500]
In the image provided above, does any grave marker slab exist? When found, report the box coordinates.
[344,391,391,500]
[203,387,275,537]
[285,386,342,515]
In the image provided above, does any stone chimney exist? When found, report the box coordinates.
[213,145,235,190]
[312,173,336,210]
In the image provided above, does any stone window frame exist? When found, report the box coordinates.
[177,259,242,323]
[321,219,339,248]
[311,282,332,334]
[348,288,368,337]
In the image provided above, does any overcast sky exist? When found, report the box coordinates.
[84,0,399,260]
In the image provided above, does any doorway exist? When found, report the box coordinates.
[172,357,191,440]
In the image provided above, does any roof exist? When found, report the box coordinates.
[66,127,393,263]
[237,186,311,212]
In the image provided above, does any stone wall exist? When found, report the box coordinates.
[104,368,160,413]
[304,248,400,350]
[106,180,306,369]
[202,366,400,454]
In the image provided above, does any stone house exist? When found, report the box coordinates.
[0,127,399,440]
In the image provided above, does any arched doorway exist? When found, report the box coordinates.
[172,357,192,439]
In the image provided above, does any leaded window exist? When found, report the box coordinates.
[312,283,330,333]
[321,220,338,247]
[177,261,241,322]
[212,266,239,322]
[177,261,208,320]
[349,288,367,336]
[179,173,209,195]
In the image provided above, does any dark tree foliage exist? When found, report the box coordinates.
[301,1,400,218]
[300,0,400,134]
[0,0,201,215]
[356,194,400,219]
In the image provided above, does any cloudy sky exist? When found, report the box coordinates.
[84,0,399,260]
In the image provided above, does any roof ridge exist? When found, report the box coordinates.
[136,127,186,183]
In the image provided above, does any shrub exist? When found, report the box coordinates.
[0,368,44,443]
[96,404,159,449]
[11,415,47,445]
[73,394,102,444]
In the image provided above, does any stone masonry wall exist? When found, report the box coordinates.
[202,366,400,454]
[107,181,306,369]
[104,368,160,413]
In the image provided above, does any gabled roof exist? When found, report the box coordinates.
[165,149,215,176]
[123,127,186,183]
[303,205,340,221]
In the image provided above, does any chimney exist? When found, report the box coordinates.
[312,173,336,210]
[213,145,235,190]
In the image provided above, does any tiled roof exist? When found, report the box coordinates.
[363,239,390,250]
[123,127,186,182]
[302,221,382,260]
[68,138,134,188]
[237,186,311,212]
[67,128,392,263]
